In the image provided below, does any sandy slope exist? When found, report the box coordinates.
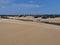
[0,19,60,45]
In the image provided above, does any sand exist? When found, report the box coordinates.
[40,17,60,23]
[0,19,60,45]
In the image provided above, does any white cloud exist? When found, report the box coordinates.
[0,3,40,14]
[0,0,40,7]
[0,0,40,14]
[12,4,40,7]
[0,0,13,4]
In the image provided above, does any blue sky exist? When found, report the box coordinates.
[0,0,60,14]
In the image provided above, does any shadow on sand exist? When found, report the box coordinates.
[16,19,60,26]
[41,21,60,26]
[16,19,34,22]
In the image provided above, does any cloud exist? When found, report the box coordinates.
[0,0,13,4]
[0,0,40,7]
[12,4,40,7]
[0,0,41,14]
[0,3,40,14]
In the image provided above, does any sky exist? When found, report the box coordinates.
[0,0,60,14]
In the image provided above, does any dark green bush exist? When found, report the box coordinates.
[1,16,8,19]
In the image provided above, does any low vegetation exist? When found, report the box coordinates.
[0,15,60,25]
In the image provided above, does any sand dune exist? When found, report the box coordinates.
[40,17,60,23]
[8,16,60,23]
[0,19,60,45]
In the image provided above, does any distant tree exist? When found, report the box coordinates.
[41,16,48,19]
[18,15,23,17]
[34,16,38,18]
[1,16,8,19]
